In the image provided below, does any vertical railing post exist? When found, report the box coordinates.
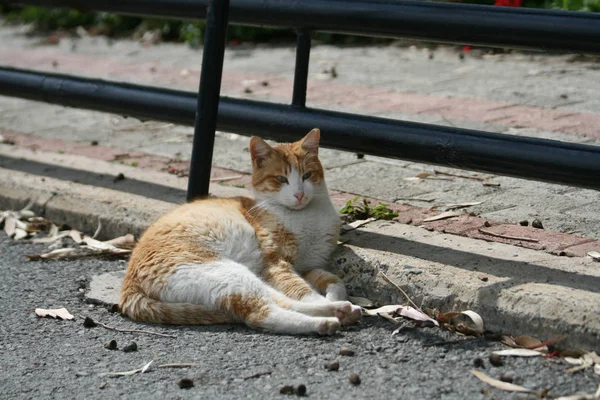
[186,0,230,201]
[292,29,312,107]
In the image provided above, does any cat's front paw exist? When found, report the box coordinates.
[332,301,362,325]
[316,317,341,335]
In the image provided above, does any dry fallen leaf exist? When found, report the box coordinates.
[14,228,28,240]
[513,335,548,353]
[4,216,16,236]
[341,218,376,232]
[587,251,600,261]
[471,369,540,395]
[26,246,131,261]
[567,352,598,373]
[35,307,74,320]
[454,310,484,334]
[365,305,439,326]
[104,234,136,250]
[364,305,403,316]
[422,210,464,222]
[492,349,543,357]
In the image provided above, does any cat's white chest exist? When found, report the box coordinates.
[278,197,340,272]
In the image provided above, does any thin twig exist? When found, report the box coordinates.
[478,228,539,243]
[378,269,420,311]
[243,371,273,380]
[422,338,480,347]
[434,170,488,182]
[158,363,199,368]
[394,197,436,203]
[88,317,176,338]
[210,175,243,182]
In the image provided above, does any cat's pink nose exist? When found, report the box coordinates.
[294,192,304,201]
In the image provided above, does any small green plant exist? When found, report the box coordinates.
[339,197,398,222]
[130,161,139,167]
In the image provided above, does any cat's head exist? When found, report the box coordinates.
[249,128,326,210]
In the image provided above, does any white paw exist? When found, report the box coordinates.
[332,301,362,325]
[316,317,341,335]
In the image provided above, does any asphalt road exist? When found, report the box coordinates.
[0,231,598,400]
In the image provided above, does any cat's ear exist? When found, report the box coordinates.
[299,128,320,154]
[250,136,273,167]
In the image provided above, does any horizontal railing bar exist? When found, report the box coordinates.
[4,0,600,53]
[1,66,599,190]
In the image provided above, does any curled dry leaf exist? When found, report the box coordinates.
[566,352,598,374]
[364,305,439,326]
[492,349,543,357]
[422,210,464,222]
[454,311,484,334]
[471,369,540,396]
[364,305,403,316]
[14,228,28,240]
[35,307,74,320]
[4,216,16,236]
[513,335,548,353]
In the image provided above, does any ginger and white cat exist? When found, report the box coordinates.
[120,129,361,335]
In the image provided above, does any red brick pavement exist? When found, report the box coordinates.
[1,47,600,139]
[2,130,598,258]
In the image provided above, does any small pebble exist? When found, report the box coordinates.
[324,360,340,371]
[103,340,117,350]
[519,220,529,226]
[349,373,361,385]
[339,347,355,357]
[532,219,544,229]
[98,382,106,390]
[280,385,295,394]
[489,353,504,367]
[478,274,489,282]
[123,342,138,353]
[483,221,491,227]
[294,384,307,396]
[113,173,125,183]
[473,358,485,369]
[91,140,99,146]
[177,378,194,389]
[499,374,513,383]
[83,317,97,328]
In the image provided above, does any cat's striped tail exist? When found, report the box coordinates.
[119,288,233,326]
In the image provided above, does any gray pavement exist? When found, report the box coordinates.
[1,232,599,400]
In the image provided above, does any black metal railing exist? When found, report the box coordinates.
[1,0,600,200]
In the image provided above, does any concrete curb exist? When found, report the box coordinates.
[1,163,599,350]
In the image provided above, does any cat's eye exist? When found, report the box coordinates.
[302,172,312,180]
[276,176,288,184]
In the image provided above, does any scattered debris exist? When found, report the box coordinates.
[378,269,420,310]
[177,378,194,389]
[532,219,544,229]
[82,316,176,338]
[444,201,483,211]
[242,371,272,380]
[294,384,307,396]
[100,359,154,377]
[341,218,376,233]
[158,363,199,369]
[123,342,138,353]
[422,210,465,222]
[35,307,74,320]
[324,360,339,371]
[434,170,488,182]
[471,369,542,396]
[492,349,543,357]
[478,228,539,243]
[349,373,361,385]
[104,340,118,350]
[587,251,600,262]
[489,353,504,367]
[565,352,600,374]
[339,347,355,357]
